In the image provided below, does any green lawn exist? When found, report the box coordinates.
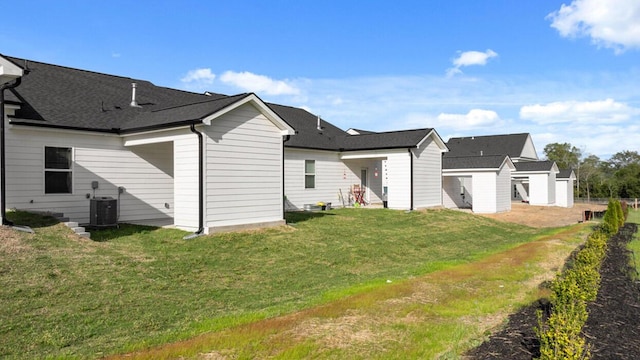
[626,209,640,279]
[1,208,558,359]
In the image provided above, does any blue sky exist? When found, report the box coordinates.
[2,0,639,160]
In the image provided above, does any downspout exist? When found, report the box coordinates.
[282,135,291,219]
[184,123,204,239]
[409,148,414,211]
[1,77,22,226]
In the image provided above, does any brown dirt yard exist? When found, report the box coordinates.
[478,202,606,228]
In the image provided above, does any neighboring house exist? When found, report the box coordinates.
[444,133,570,210]
[555,169,576,208]
[0,55,295,234]
[442,155,515,213]
[0,55,449,233]
[512,161,559,206]
[273,105,448,210]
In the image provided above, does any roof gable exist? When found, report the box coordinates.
[0,55,24,84]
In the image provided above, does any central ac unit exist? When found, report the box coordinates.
[90,197,117,228]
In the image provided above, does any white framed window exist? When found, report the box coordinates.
[44,146,73,194]
[304,160,315,189]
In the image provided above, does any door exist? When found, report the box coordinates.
[360,168,368,203]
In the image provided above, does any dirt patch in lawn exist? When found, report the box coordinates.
[479,202,606,228]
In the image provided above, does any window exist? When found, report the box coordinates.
[44,147,73,194]
[304,160,315,189]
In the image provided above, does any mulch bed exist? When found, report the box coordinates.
[466,223,640,359]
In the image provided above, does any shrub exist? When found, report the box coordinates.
[536,226,608,359]
[621,201,629,222]
[601,199,620,235]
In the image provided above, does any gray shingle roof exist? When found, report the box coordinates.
[4,55,439,151]
[445,133,530,158]
[443,155,509,170]
[557,169,575,179]
[514,160,556,172]
[5,56,231,132]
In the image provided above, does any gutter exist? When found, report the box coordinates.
[1,77,22,226]
[184,123,205,240]
[282,135,291,219]
[409,148,414,211]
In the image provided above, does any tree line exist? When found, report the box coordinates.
[543,143,640,200]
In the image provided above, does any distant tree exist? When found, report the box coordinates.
[544,143,581,169]
[608,150,640,170]
[579,155,602,201]
[614,163,640,198]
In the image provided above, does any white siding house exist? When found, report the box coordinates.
[555,169,575,208]
[442,155,515,213]
[1,55,295,235]
[281,125,448,211]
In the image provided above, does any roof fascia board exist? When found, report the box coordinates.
[8,122,119,137]
[202,93,295,135]
[442,168,500,175]
[341,148,408,160]
[123,126,194,146]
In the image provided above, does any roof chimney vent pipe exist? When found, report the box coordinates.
[130,83,142,108]
[317,115,322,131]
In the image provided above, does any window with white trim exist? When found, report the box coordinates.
[304,160,315,189]
[44,146,73,194]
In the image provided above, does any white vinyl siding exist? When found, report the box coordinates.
[528,173,555,206]
[5,126,174,224]
[204,103,284,229]
[495,164,512,213]
[386,152,411,209]
[471,172,498,213]
[285,149,359,210]
[173,136,200,230]
[412,137,443,209]
[555,179,574,208]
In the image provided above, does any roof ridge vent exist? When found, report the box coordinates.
[130,82,142,108]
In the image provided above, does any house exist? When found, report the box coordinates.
[1,54,449,234]
[272,105,448,210]
[0,55,295,235]
[442,155,515,213]
[444,133,570,211]
[555,169,576,208]
[512,161,559,206]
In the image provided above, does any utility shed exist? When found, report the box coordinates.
[442,155,515,213]
[555,169,576,208]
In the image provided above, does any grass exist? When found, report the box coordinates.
[626,209,640,280]
[0,208,585,359]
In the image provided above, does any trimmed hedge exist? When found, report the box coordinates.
[536,199,623,359]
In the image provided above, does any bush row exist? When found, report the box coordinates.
[536,199,626,359]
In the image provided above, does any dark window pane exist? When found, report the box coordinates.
[305,175,315,189]
[45,147,71,169]
[45,171,72,194]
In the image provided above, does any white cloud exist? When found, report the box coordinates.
[436,109,502,128]
[219,71,300,96]
[547,0,640,53]
[519,98,638,124]
[181,68,216,84]
[447,49,498,76]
